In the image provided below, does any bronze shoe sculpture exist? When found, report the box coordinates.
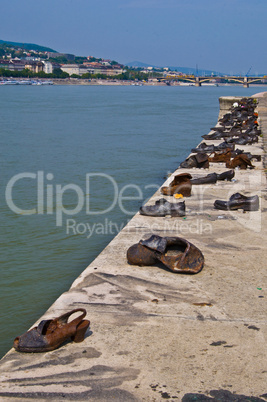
[226,135,259,145]
[243,153,261,162]
[13,308,90,353]
[191,143,215,153]
[208,150,232,163]
[127,234,204,274]
[161,173,192,197]
[214,193,259,211]
[190,170,234,184]
[190,170,234,185]
[226,154,254,169]
[216,169,235,181]
[139,198,186,217]
[216,141,235,151]
[190,172,217,185]
[179,153,209,169]
[202,131,225,140]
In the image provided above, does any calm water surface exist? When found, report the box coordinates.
[0,84,260,357]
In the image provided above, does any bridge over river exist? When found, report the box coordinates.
[160,75,267,87]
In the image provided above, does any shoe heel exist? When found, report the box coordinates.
[171,210,185,217]
[243,205,259,212]
[178,184,191,197]
[72,320,90,343]
[171,208,185,218]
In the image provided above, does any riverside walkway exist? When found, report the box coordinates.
[0,93,266,401]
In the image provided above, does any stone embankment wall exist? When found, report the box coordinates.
[255,92,267,172]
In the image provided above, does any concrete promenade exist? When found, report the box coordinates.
[0,94,266,401]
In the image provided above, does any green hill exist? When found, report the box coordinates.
[0,40,57,53]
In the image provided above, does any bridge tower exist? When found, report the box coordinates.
[243,77,249,88]
[195,77,201,87]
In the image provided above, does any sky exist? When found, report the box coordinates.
[1,0,266,75]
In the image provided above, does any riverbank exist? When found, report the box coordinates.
[52,79,267,87]
[1,76,267,87]
[0,93,266,401]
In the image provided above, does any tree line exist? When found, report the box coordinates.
[0,68,158,81]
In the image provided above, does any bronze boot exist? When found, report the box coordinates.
[161,173,192,196]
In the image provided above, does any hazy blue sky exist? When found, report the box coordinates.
[1,0,266,74]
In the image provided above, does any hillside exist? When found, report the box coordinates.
[0,40,57,53]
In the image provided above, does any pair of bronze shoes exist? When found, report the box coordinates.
[214,193,259,211]
[190,169,235,185]
[13,308,90,353]
[191,142,235,154]
[209,151,255,170]
[160,170,235,194]
[127,235,204,274]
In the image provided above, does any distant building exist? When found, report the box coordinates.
[61,64,124,77]
[8,59,26,71]
[51,62,62,70]
[25,56,41,61]
[47,52,75,61]
[0,60,10,69]
[86,66,124,76]
[61,64,88,76]
[24,61,44,73]
[42,61,53,74]
[84,62,103,68]
[102,68,124,76]
[111,63,124,69]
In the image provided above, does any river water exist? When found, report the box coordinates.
[0,84,260,358]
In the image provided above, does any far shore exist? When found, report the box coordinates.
[1,77,267,87]
[47,79,267,87]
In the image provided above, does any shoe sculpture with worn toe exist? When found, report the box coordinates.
[127,235,204,274]
[190,172,217,185]
[161,173,192,197]
[139,198,186,217]
[214,193,259,211]
[179,153,209,169]
[13,309,90,353]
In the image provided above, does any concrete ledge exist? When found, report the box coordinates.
[0,94,266,401]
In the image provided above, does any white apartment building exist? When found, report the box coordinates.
[42,61,53,74]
